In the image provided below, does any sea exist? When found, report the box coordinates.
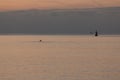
[0,35,120,80]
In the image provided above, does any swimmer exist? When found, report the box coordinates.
[40,40,42,42]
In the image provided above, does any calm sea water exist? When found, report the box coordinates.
[0,35,120,80]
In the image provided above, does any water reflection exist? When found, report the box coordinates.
[0,35,120,80]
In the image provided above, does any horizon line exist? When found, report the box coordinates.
[0,6,120,12]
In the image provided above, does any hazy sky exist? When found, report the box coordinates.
[0,0,120,11]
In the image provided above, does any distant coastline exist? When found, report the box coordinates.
[0,7,120,35]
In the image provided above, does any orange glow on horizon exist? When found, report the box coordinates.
[0,0,120,11]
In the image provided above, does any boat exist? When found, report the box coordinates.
[95,30,98,37]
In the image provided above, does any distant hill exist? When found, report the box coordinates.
[0,7,120,34]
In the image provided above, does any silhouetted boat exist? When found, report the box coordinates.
[95,30,98,37]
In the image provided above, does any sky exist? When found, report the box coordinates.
[0,0,120,11]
